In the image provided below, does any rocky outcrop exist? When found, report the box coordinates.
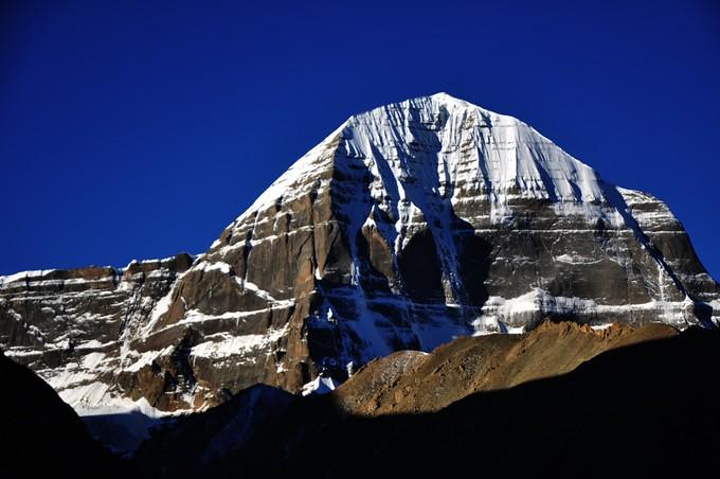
[1,93,718,413]
[0,254,193,411]
[335,320,678,415]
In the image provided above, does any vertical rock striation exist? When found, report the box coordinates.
[1,93,717,411]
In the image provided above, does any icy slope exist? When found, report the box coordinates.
[2,93,717,412]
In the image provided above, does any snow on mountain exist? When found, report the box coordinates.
[1,93,718,415]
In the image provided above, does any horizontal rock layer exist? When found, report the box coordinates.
[0,254,196,411]
[1,93,717,412]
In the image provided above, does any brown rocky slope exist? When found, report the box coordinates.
[335,320,678,415]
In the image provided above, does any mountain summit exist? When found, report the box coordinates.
[2,94,718,412]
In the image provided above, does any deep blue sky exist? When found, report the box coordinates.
[2,0,719,279]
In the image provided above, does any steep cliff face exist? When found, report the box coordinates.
[1,93,717,412]
[0,254,193,411]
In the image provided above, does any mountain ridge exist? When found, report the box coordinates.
[1,93,717,415]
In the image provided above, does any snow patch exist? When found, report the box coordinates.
[122,346,174,372]
[76,339,115,350]
[72,393,180,457]
[191,326,288,360]
[81,352,107,369]
[555,253,602,265]
[195,261,232,274]
[301,376,337,396]
[235,278,294,306]
[141,292,174,335]
[0,269,56,286]
[478,288,692,332]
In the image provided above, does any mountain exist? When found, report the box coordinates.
[131,325,720,478]
[0,255,194,414]
[1,93,718,414]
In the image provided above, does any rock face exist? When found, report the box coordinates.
[0,254,194,411]
[1,93,718,412]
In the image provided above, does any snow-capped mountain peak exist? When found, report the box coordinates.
[2,94,717,416]
[236,93,605,231]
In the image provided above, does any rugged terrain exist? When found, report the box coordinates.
[1,93,718,414]
[131,325,720,478]
[0,254,196,412]
[335,320,678,415]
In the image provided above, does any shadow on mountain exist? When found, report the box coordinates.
[0,351,136,479]
[82,410,168,457]
[132,327,720,478]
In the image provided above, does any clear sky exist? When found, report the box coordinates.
[2,0,719,279]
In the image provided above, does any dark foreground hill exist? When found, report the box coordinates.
[133,324,720,478]
[0,350,135,479]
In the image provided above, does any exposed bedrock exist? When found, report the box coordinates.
[1,93,717,411]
